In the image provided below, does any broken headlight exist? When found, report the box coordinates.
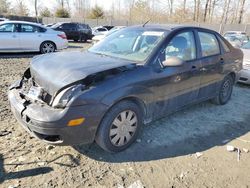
[52,84,84,108]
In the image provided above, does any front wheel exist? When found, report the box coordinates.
[95,101,143,152]
[212,75,234,105]
[40,42,56,54]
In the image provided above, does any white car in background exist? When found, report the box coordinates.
[0,18,9,22]
[238,41,250,84]
[92,26,126,43]
[92,26,109,36]
[0,21,68,54]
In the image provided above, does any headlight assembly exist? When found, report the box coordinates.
[52,84,85,108]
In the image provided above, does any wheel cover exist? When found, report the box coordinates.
[109,110,138,147]
[221,79,231,99]
[42,43,55,53]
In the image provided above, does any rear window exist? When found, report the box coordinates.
[217,36,230,53]
[20,24,46,33]
[198,32,220,57]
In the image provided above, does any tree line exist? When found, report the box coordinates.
[0,0,249,24]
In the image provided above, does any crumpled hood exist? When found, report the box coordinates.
[30,51,133,95]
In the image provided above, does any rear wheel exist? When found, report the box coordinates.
[212,75,234,105]
[79,34,87,42]
[40,41,56,54]
[95,101,142,152]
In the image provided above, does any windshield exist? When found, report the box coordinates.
[88,29,167,62]
[242,41,250,49]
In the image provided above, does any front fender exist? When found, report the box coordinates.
[100,85,154,121]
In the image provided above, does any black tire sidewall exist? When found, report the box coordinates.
[95,101,143,152]
[219,76,233,105]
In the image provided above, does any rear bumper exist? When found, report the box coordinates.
[8,87,108,146]
[238,69,250,84]
[56,39,68,50]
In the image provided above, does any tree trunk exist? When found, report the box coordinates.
[193,0,197,21]
[168,0,173,18]
[224,0,231,24]
[204,0,210,22]
[238,0,246,24]
[196,0,200,22]
[183,0,186,13]
[209,0,216,23]
[34,0,39,22]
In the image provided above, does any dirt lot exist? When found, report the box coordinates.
[0,42,250,188]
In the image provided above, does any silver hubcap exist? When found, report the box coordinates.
[109,110,138,146]
[42,43,54,53]
[222,80,231,98]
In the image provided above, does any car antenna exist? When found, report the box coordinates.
[142,20,150,27]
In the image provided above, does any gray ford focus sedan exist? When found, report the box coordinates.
[8,25,243,152]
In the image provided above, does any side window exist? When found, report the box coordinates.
[198,32,220,57]
[218,36,230,53]
[164,31,196,61]
[62,24,71,29]
[0,23,17,32]
[97,28,107,32]
[20,24,45,33]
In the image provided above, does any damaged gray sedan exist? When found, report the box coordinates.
[8,25,243,152]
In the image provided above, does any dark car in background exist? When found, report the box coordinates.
[52,22,92,42]
[8,25,243,152]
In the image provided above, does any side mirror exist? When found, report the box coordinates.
[162,57,184,67]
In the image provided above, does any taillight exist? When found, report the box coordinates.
[58,34,67,39]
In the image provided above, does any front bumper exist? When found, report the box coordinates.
[238,69,250,84]
[8,87,108,145]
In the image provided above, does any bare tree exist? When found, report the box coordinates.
[0,0,10,14]
[14,0,29,16]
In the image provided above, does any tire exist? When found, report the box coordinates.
[212,75,234,105]
[40,41,56,54]
[79,34,87,42]
[95,100,143,152]
[73,39,79,42]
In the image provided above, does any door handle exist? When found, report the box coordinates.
[191,65,197,69]
[12,35,17,38]
[220,58,224,64]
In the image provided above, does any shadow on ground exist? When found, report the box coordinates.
[74,115,250,163]
[74,84,250,163]
[0,52,40,59]
[0,153,80,183]
[0,154,53,183]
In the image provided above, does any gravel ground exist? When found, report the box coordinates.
[0,42,250,188]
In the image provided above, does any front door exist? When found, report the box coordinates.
[151,30,202,116]
[0,23,20,51]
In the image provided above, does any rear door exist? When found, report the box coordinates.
[18,24,46,51]
[62,23,78,39]
[196,30,224,99]
[0,23,20,51]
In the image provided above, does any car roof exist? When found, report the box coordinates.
[0,20,46,28]
[128,24,218,33]
[55,22,87,25]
